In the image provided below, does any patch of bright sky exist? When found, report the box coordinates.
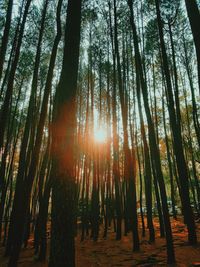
[12,0,43,17]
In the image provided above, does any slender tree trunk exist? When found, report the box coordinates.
[108,1,122,240]
[128,0,175,262]
[5,1,49,262]
[0,0,13,81]
[182,36,200,148]
[162,96,177,219]
[0,0,32,151]
[155,0,197,245]
[114,0,139,251]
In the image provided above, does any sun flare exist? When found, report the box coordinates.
[94,128,107,143]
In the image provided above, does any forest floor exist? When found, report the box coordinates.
[0,217,200,266]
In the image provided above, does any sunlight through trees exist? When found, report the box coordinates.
[0,0,199,266]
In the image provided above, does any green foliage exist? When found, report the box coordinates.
[145,18,159,57]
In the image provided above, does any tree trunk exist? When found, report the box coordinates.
[0,0,13,81]
[155,0,197,245]
[114,0,139,251]
[49,0,82,266]
[128,0,175,262]
[0,0,32,151]
[185,0,200,95]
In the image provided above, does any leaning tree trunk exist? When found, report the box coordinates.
[7,0,62,265]
[6,1,49,263]
[0,0,13,81]
[182,36,200,149]
[155,0,197,245]
[0,0,32,151]
[184,0,200,95]
[128,0,175,263]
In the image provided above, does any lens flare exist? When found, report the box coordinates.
[94,128,107,143]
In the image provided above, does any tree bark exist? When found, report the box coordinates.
[185,0,200,95]
[49,0,82,266]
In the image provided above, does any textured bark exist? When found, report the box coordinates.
[49,0,82,266]
[185,0,200,95]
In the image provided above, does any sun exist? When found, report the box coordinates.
[94,128,107,143]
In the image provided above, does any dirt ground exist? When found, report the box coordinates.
[0,217,200,266]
